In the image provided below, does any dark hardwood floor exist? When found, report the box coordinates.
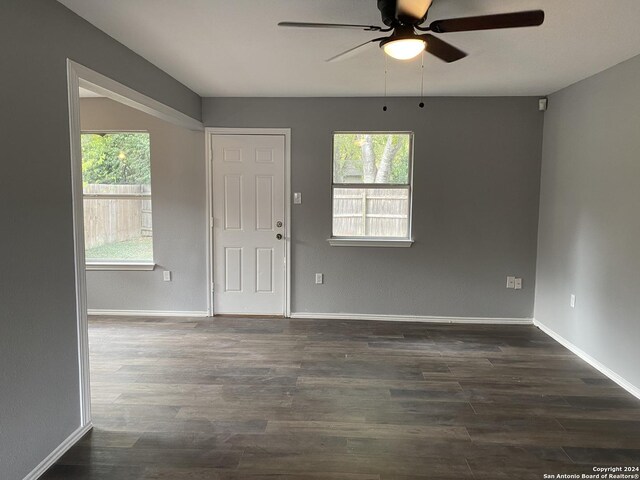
[42,316,640,479]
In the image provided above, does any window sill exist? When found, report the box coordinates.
[86,262,156,271]
[327,238,414,248]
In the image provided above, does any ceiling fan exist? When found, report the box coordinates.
[278,0,544,63]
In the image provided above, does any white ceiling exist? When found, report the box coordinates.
[59,0,640,97]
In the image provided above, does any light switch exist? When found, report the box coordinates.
[514,278,522,290]
[163,271,171,282]
[570,294,576,308]
[506,276,515,289]
[293,192,302,204]
[315,273,323,284]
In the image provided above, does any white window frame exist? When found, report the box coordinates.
[328,131,414,247]
[82,130,156,270]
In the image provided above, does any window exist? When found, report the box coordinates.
[330,132,413,246]
[81,132,154,267]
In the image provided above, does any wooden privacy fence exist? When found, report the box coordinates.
[83,184,152,249]
[333,188,409,237]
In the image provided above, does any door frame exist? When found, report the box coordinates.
[205,128,292,317]
[67,59,204,429]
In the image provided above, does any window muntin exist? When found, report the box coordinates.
[332,132,413,239]
[81,132,153,263]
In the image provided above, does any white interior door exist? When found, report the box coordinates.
[212,134,286,315]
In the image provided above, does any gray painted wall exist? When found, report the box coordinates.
[535,54,640,390]
[81,98,207,313]
[203,97,544,318]
[0,1,200,478]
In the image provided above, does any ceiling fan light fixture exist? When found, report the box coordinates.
[382,38,425,60]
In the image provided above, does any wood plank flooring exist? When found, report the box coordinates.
[42,316,640,479]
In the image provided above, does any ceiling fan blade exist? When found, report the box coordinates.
[326,38,384,62]
[429,10,544,33]
[420,34,467,63]
[278,21,385,32]
[396,0,433,23]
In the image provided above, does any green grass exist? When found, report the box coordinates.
[86,237,153,262]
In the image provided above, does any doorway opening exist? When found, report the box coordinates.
[67,60,204,428]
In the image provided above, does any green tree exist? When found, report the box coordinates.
[333,133,410,184]
[81,132,151,185]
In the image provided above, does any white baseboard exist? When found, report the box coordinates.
[88,309,210,317]
[290,312,533,325]
[23,422,92,480]
[533,319,640,400]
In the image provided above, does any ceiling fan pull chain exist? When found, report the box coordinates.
[383,53,388,112]
[419,51,425,108]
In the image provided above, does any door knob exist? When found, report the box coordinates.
[276,221,283,228]
[276,234,283,240]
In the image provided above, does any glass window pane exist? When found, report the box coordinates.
[333,133,411,185]
[83,197,153,262]
[81,132,153,262]
[332,188,409,238]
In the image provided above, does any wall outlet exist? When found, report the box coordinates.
[506,276,516,289]
[163,271,171,282]
[514,278,522,290]
[315,273,323,284]
[570,294,576,308]
[293,192,302,204]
